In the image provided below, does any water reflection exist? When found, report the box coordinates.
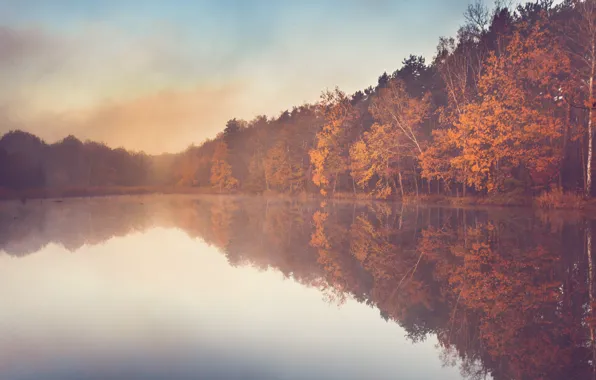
[0,195,594,379]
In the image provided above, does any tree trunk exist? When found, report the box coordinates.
[414,173,419,197]
[587,42,595,198]
[463,169,467,198]
[397,170,405,198]
[332,172,338,195]
[463,210,468,248]
[587,220,595,378]
[264,160,270,191]
[560,103,571,191]
[583,136,588,193]
[412,162,419,197]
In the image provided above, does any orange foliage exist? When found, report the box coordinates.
[210,141,238,192]
[449,20,570,192]
[309,88,361,195]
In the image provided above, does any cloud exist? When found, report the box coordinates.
[0,26,44,64]
[0,26,72,108]
[0,25,250,153]
[3,82,246,154]
[0,24,241,112]
[0,25,294,154]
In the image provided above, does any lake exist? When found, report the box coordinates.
[0,195,594,380]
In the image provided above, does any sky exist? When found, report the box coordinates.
[1,0,495,154]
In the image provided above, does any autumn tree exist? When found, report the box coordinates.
[175,147,202,187]
[309,88,361,195]
[210,141,238,192]
[350,123,406,198]
[428,36,484,194]
[423,3,512,194]
[420,129,462,193]
[563,0,596,197]
[242,116,271,192]
[449,18,570,192]
[367,78,430,195]
[264,140,304,193]
[246,153,267,192]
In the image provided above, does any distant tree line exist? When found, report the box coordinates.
[0,131,165,190]
[2,0,596,199]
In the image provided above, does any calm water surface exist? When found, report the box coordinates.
[1,195,595,380]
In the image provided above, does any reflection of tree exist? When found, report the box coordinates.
[447,228,572,379]
[208,197,237,250]
[418,212,593,380]
[2,196,596,379]
[0,198,153,256]
[311,208,349,305]
[350,207,435,325]
[317,204,596,380]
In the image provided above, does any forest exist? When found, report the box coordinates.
[2,0,596,204]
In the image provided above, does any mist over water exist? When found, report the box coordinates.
[0,195,594,379]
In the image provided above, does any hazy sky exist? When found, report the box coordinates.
[1,0,491,154]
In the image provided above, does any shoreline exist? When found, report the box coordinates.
[1,186,595,213]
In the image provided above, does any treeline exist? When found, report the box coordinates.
[2,0,596,200]
[0,131,172,190]
[185,0,596,199]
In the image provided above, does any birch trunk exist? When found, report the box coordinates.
[587,221,595,377]
[587,53,594,198]
[398,170,405,198]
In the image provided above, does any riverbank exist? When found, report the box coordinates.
[2,186,595,212]
[266,190,596,212]
[404,191,596,212]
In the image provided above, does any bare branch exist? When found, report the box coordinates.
[464,0,490,35]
